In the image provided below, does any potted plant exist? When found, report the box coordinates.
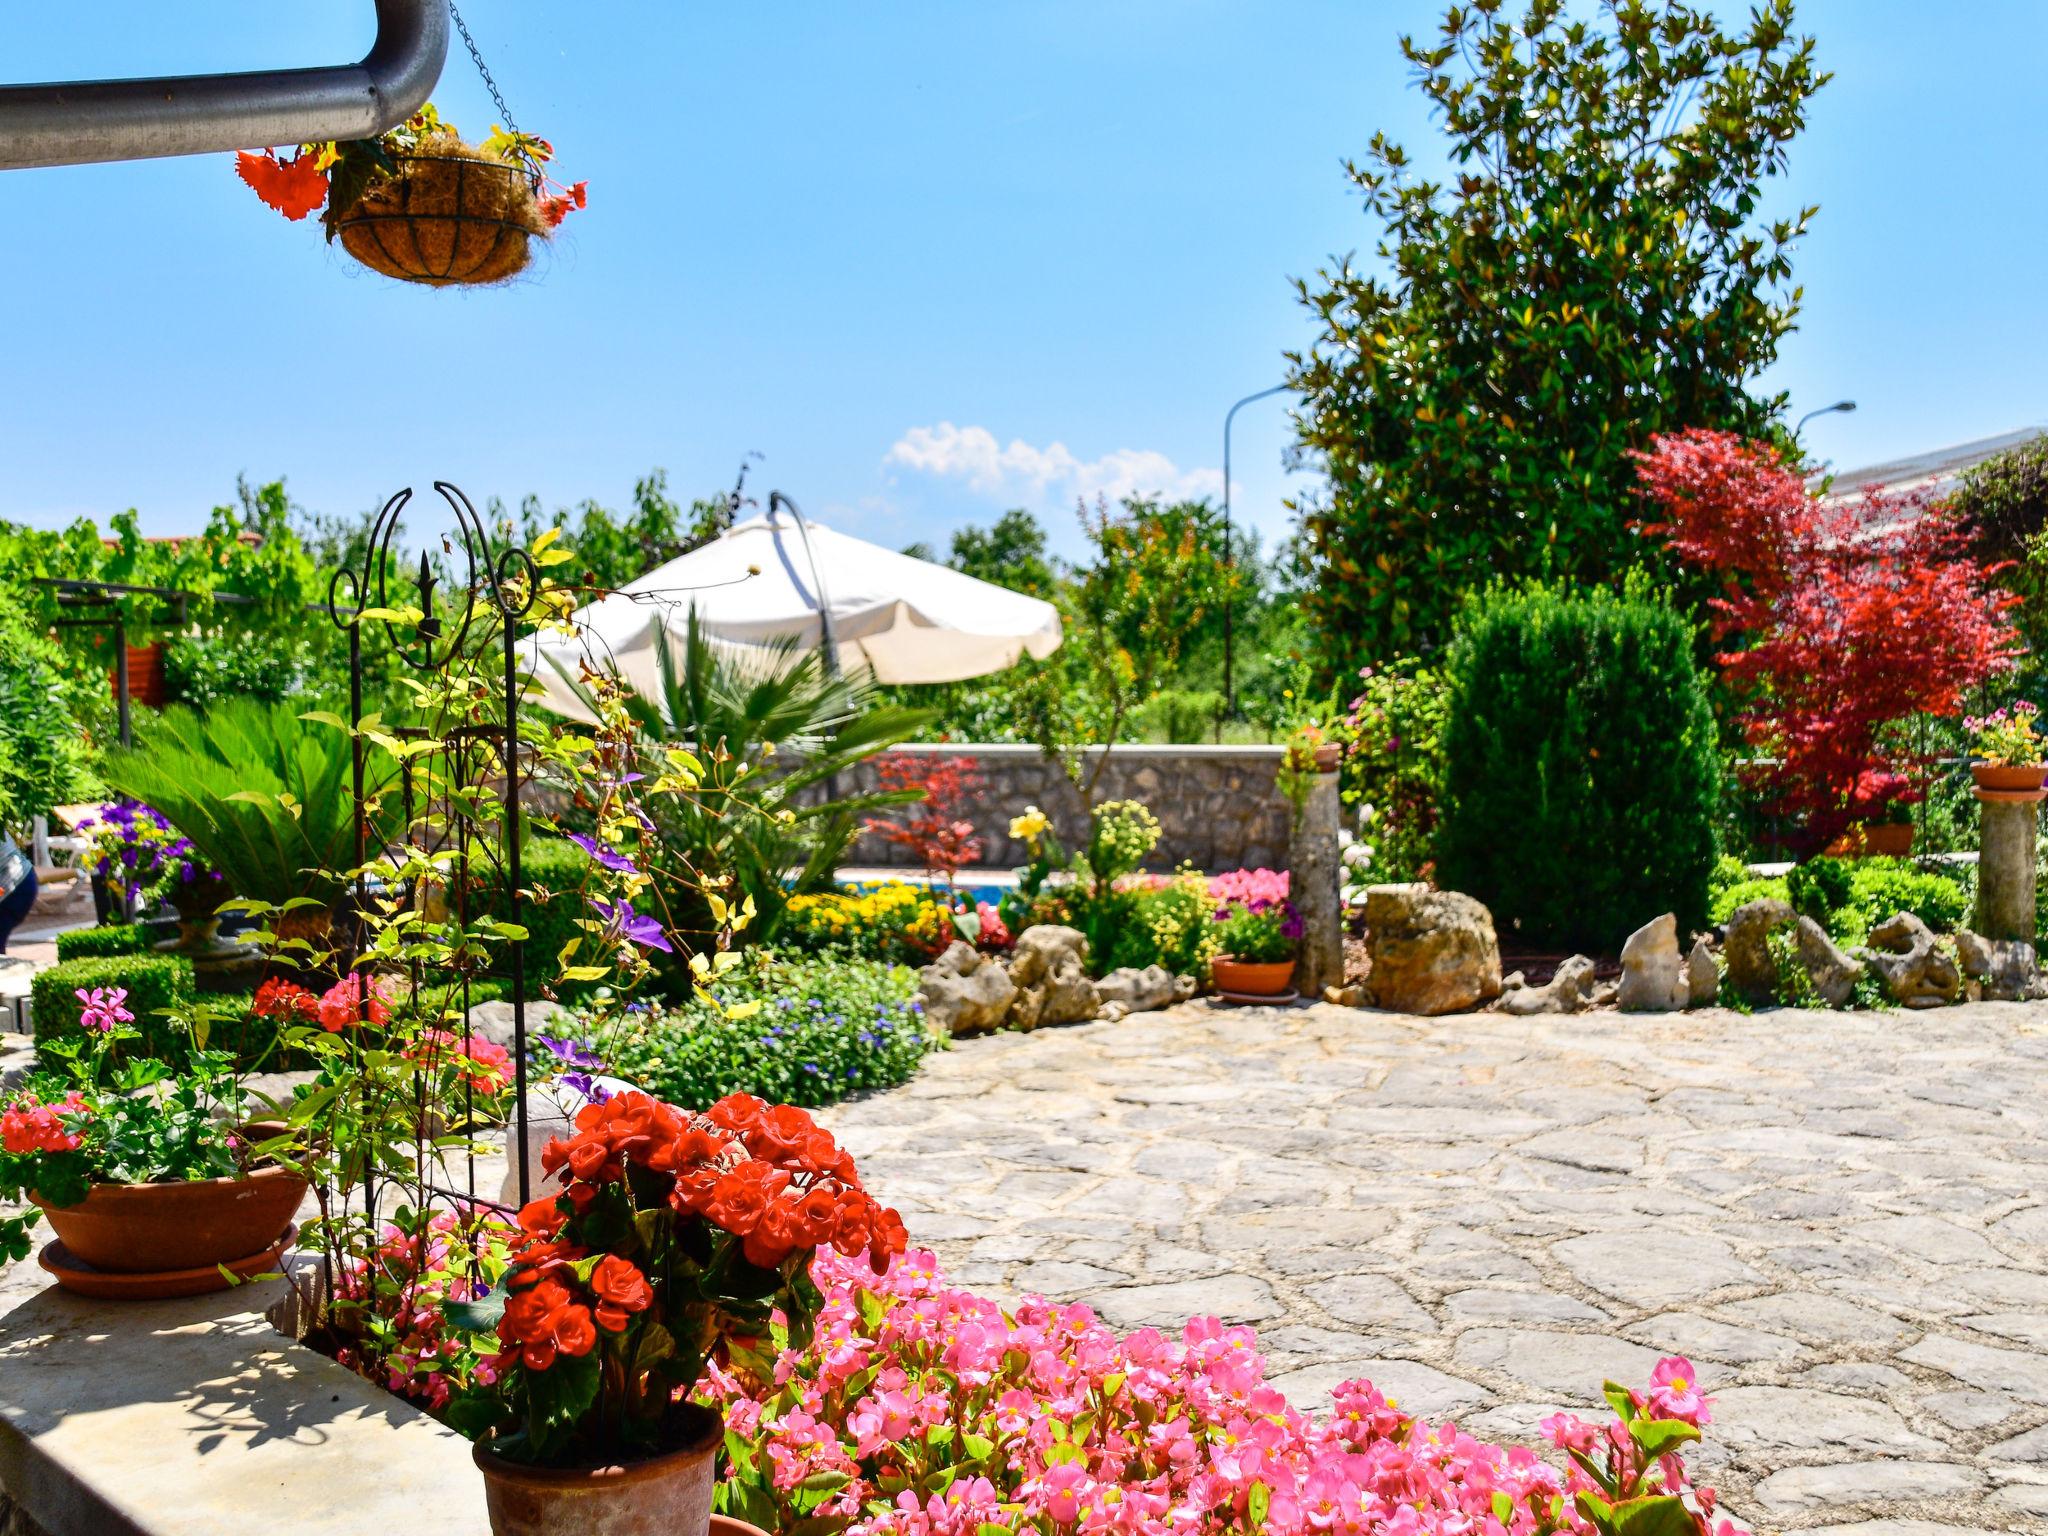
[101,698,404,948]
[237,104,586,286]
[1823,769,1918,858]
[1209,898,1299,999]
[0,993,306,1295]
[441,1089,907,1536]
[1966,702,2046,793]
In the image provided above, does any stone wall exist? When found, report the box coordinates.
[840,742,1290,874]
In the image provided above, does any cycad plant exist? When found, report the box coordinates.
[544,612,933,949]
[100,697,400,910]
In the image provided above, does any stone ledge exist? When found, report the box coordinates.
[0,1281,488,1536]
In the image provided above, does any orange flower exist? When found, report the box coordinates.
[235,150,329,221]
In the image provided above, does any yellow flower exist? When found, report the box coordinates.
[1009,807,1050,842]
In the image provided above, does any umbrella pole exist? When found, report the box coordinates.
[769,491,844,803]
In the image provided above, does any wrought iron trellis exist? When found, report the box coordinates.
[326,481,541,1218]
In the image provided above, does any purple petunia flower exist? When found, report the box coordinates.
[590,897,672,953]
[566,832,639,876]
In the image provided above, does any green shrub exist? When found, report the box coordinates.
[29,954,316,1069]
[162,631,319,710]
[517,835,597,993]
[1101,872,1222,977]
[32,954,196,1064]
[609,953,937,1110]
[1435,580,1721,950]
[1339,656,1450,884]
[1842,859,1970,941]
[455,835,606,1001]
[1786,856,1853,925]
[1708,875,1790,926]
[55,924,148,963]
[0,588,96,828]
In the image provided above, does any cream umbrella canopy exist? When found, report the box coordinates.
[524,495,1062,720]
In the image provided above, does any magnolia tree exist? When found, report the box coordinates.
[1633,428,2018,850]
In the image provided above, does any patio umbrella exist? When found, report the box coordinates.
[523,496,1062,720]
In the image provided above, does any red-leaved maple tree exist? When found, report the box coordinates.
[1634,429,2020,851]
[862,755,986,883]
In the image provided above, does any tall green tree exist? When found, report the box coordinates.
[1289,0,1826,667]
[947,509,1059,600]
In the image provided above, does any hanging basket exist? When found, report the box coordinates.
[330,138,547,287]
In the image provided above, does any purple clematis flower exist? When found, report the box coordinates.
[534,1034,606,1071]
[566,832,639,876]
[591,896,672,953]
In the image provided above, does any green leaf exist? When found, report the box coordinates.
[1610,1495,1704,1536]
[1248,1481,1271,1528]
[1630,1417,1701,1461]
[526,1352,600,1454]
[442,1284,507,1334]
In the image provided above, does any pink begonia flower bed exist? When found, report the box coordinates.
[704,1246,1740,1536]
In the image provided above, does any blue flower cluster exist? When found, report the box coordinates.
[608,953,939,1111]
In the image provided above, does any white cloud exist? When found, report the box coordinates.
[885,422,1222,508]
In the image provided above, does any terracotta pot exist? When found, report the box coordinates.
[1312,742,1343,773]
[1972,763,2048,793]
[1857,823,1915,857]
[1211,955,1296,997]
[709,1519,772,1536]
[32,1162,307,1273]
[474,1404,722,1536]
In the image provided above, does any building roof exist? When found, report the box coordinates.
[1819,426,2045,500]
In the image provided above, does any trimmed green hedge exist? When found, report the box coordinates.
[30,954,303,1069]
[518,835,593,988]
[55,924,149,963]
[32,953,196,1064]
[1435,579,1721,951]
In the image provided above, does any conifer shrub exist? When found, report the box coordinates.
[1435,579,1720,950]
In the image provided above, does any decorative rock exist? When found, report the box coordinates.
[1859,912,1961,1008]
[466,997,571,1050]
[1005,924,1099,1031]
[1322,982,1367,1007]
[1685,936,1719,1008]
[1095,965,1183,1019]
[1498,955,1596,1016]
[1954,929,2046,1002]
[918,941,1018,1036]
[1794,916,1864,1007]
[1588,978,1620,1008]
[1724,897,1796,1004]
[1362,884,1503,1016]
[1618,913,1686,1012]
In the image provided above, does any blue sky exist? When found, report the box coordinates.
[3,1,2044,561]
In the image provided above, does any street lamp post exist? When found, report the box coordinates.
[1221,383,1291,725]
[1794,399,1857,437]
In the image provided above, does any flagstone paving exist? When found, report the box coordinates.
[6,997,2048,1531]
[819,999,2048,1534]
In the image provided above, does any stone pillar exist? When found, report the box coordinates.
[1975,789,2043,941]
[1290,762,1345,999]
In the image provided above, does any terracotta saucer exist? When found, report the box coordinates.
[1215,988,1300,1007]
[38,1223,296,1301]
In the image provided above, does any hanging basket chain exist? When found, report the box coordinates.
[448,0,520,139]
